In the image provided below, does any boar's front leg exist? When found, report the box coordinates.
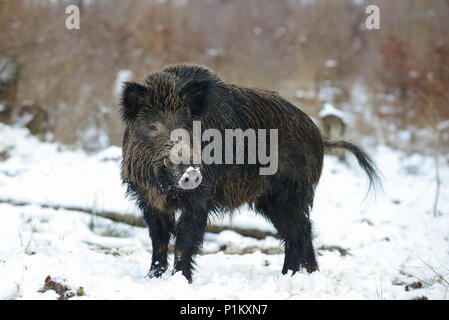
[172,209,209,283]
[143,208,175,278]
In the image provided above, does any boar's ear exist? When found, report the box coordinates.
[120,82,152,121]
[177,79,212,116]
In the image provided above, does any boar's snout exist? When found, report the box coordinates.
[178,167,202,190]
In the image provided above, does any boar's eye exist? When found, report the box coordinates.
[136,120,162,137]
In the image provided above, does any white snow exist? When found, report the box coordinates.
[0,59,17,82]
[295,89,315,100]
[114,70,133,97]
[207,49,222,57]
[0,123,448,299]
[319,86,342,102]
[437,120,449,131]
[319,103,347,123]
[0,124,135,215]
[325,59,337,68]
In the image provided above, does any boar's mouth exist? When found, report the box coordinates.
[154,166,178,197]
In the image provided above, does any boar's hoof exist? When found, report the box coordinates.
[147,265,167,279]
[306,263,319,273]
[172,269,193,284]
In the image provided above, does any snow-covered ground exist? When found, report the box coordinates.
[0,123,448,299]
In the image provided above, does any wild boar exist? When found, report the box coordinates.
[120,64,380,282]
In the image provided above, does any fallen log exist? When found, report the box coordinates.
[0,198,276,239]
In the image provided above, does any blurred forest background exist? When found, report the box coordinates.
[0,0,448,154]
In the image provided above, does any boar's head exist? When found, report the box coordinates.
[120,72,210,196]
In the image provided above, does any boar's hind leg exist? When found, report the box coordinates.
[143,209,175,278]
[255,182,318,275]
[172,208,209,283]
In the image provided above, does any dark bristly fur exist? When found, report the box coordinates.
[119,64,381,282]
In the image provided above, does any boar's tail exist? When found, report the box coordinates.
[324,139,382,195]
